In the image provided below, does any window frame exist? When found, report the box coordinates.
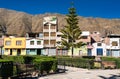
[5,41,11,46]
[16,40,22,46]
[30,41,34,45]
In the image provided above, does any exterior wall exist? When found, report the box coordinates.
[26,49,37,55]
[68,45,87,56]
[4,37,26,55]
[57,49,68,56]
[26,38,43,48]
[4,49,10,55]
[43,48,56,56]
[4,49,26,56]
[26,38,43,55]
[21,49,26,55]
[4,37,26,48]
[43,16,57,48]
[92,42,106,56]
[106,37,120,57]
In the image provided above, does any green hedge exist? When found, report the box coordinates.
[33,58,57,74]
[57,57,94,69]
[0,60,13,77]
[1,56,57,76]
[2,55,56,64]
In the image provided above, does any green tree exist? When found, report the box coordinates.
[60,6,85,57]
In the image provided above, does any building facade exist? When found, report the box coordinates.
[43,16,57,56]
[106,34,120,57]
[4,36,26,55]
[92,42,106,56]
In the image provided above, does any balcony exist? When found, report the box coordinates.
[44,44,56,47]
[43,29,49,32]
[50,37,56,39]
[43,29,56,32]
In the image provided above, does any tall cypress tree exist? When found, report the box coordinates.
[60,5,85,57]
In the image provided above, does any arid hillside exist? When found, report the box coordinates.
[0,8,120,36]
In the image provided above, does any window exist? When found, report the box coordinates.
[44,32,49,37]
[13,49,16,52]
[51,25,56,29]
[97,43,101,46]
[44,24,49,29]
[39,33,43,38]
[51,32,56,36]
[44,40,49,44]
[16,40,22,45]
[112,41,118,46]
[5,41,11,45]
[30,41,34,45]
[30,49,35,52]
[50,40,56,44]
[5,49,8,52]
[37,41,41,45]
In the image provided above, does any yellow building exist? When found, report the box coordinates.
[4,36,26,56]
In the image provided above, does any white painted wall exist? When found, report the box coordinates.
[92,42,106,56]
[26,38,43,48]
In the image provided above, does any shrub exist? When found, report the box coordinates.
[0,60,13,77]
[33,58,57,75]
[57,57,94,69]
[82,56,95,59]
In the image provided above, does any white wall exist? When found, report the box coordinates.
[26,38,43,48]
[92,42,106,56]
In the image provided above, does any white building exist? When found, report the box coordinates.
[106,34,120,57]
[26,33,44,55]
[43,16,57,56]
[92,42,106,56]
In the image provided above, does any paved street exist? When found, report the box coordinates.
[38,66,120,79]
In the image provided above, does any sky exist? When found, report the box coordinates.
[0,0,120,19]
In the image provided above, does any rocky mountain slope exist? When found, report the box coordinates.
[0,8,120,36]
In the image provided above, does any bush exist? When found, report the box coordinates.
[2,56,24,64]
[82,56,95,59]
[33,58,57,75]
[57,57,94,69]
[0,60,13,77]
[23,56,35,64]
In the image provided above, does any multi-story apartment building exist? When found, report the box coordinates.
[4,36,26,55]
[43,16,57,56]
[26,33,44,55]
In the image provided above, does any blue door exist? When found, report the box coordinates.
[97,48,103,56]
[87,49,92,56]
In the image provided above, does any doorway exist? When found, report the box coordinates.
[17,49,21,56]
[10,49,12,55]
[37,49,41,55]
